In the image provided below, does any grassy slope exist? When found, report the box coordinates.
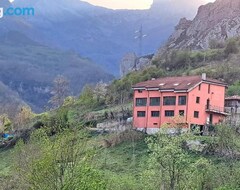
[152,39,240,86]
[184,52,240,84]
[95,140,148,174]
[0,150,13,178]
[0,135,148,186]
[0,130,239,190]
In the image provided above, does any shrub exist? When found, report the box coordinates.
[209,39,225,49]
[227,81,240,96]
[224,39,239,56]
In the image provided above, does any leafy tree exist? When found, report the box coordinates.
[224,39,239,56]
[78,85,98,109]
[15,129,106,190]
[189,51,205,63]
[227,81,240,96]
[146,129,192,190]
[162,50,191,70]
[42,107,70,134]
[0,114,12,132]
[62,96,76,107]
[14,106,34,129]
[215,124,240,158]
[186,158,214,190]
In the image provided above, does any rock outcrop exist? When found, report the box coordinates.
[120,53,153,77]
[120,53,137,77]
[154,0,240,59]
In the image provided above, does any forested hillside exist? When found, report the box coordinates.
[0,31,113,112]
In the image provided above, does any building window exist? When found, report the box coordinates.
[150,97,160,106]
[165,110,174,117]
[136,98,147,106]
[194,111,199,118]
[138,90,143,93]
[137,111,146,117]
[198,84,201,91]
[178,96,187,105]
[208,84,210,94]
[163,96,176,105]
[196,97,200,104]
[151,111,160,117]
[179,110,184,116]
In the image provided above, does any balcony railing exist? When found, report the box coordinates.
[206,105,229,115]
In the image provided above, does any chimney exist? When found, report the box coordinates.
[202,73,206,80]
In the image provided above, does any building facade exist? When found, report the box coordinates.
[132,74,228,134]
[225,96,240,114]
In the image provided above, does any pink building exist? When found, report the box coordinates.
[132,74,228,133]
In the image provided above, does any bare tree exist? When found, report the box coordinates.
[93,81,107,103]
[14,106,34,130]
[49,75,70,108]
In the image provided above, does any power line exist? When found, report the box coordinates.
[134,24,147,57]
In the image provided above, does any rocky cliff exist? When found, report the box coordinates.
[120,53,153,77]
[155,0,240,58]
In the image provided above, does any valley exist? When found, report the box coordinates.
[1,0,240,189]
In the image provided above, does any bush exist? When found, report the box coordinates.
[227,81,240,96]
[14,129,106,190]
[209,39,225,49]
[205,49,225,61]
[102,130,145,148]
[190,52,205,63]
[224,39,239,56]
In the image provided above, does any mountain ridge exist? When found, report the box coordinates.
[3,0,209,75]
[154,0,240,59]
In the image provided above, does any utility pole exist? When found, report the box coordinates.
[134,24,147,57]
[134,24,147,70]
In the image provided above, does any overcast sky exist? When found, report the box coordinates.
[8,0,216,10]
[80,0,215,10]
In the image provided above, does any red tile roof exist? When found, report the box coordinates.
[132,75,227,91]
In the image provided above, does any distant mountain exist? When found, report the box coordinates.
[154,0,240,56]
[2,0,209,75]
[0,31,113,112]
[0,0,213,112]
[0,0,11,7]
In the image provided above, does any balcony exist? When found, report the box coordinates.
[205,105,230,116]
